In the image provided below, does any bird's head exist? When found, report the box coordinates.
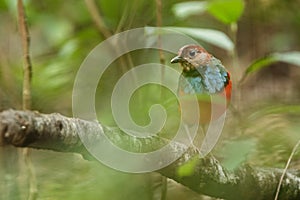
[171,45,212,72]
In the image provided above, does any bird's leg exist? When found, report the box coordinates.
[198,124,209,156]
[183,124,202,154]
[183,123,214,157]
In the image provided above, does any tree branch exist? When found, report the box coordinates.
[0,109,300,200]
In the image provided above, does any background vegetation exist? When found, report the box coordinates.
[0,0,300,199]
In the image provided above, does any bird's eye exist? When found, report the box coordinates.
[189,50,196,57]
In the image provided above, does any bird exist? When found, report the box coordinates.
[171,44,232,125]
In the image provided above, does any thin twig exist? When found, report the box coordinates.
[84,0,140,104]
[84,0,112,38]
[17,1,37,200]
[274,139,300,200]
[155,0,165,66]
[155,0,166,103]
[115,2,129,33]
[84,0,129,73]
[18,0,32,110]
[155,1,168,199]
[160,176,167,200]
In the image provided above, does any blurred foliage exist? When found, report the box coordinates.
[221,138,256,170]
[27,151,153,200]
[173,0,245,24]
[165,27,234,51]
[0,0,300,199]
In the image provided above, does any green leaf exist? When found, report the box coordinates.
[172,1,208,19]
[167,27,234,51]
[221,139,256,170]
[245,51,300,76]
[172,0,245,24]
[245,56,277,75]
[273,52,300,66]
[177,155,200,177]
[207,0,245,24]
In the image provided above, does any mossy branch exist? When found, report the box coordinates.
[0,109,300,200]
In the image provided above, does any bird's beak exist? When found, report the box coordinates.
[170,55,184,63]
